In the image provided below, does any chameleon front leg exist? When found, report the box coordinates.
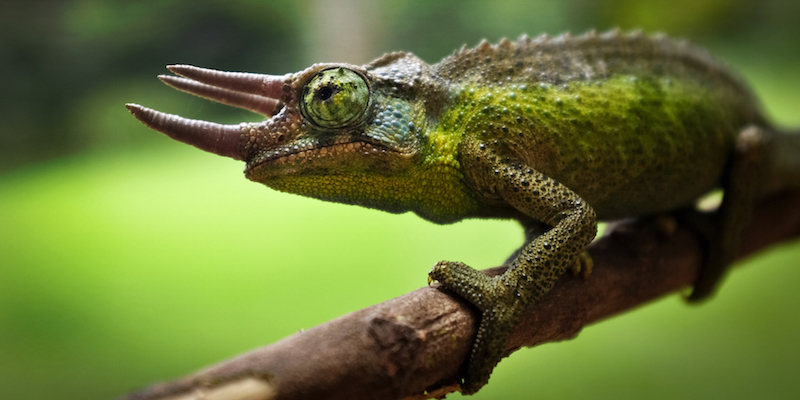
[429,159,597,394]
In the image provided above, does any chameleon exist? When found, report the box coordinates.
[126,30,800,395]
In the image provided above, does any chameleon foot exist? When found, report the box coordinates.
[429,261,526,395]
[569,250,594,278]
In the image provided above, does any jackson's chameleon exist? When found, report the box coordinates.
[126,30,800,394]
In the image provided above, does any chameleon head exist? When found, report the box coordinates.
[126,62,434,211]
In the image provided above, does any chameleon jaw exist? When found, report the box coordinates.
[245,135,415,179]
[250,139,373,165]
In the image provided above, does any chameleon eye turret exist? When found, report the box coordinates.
[301,67,370,129]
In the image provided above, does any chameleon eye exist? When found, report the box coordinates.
[302,67,369,129]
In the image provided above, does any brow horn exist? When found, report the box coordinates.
[163,64,287,116]
[126,103,245,160]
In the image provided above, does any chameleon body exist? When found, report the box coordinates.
[127,30,786,394]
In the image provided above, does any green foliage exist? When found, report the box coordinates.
[0,149,521,399]
[1,143,799,400]
[0,0,304,171]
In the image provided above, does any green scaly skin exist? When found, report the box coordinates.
[129,30,781,395]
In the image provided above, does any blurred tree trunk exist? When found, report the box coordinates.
[307,0,377,64]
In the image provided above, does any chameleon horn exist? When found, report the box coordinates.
[161,64,287,116]
[125,103,245,161]
[158,75,281,116]
[166,63,286,100]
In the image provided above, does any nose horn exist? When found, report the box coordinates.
[126,103,246,161]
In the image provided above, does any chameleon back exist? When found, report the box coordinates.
[433,31,766,219]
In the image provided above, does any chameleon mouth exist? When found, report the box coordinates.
[248,136,398,169]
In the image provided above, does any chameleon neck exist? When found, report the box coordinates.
[262,163,479,223]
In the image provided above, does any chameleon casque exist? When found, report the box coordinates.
[127,30,799,395]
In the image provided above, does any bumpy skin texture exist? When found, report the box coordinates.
[128,30,771,395]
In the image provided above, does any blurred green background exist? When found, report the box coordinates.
[1,0,799,399]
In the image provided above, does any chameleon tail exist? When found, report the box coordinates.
[762,129,800,196]
[691,126,800,301]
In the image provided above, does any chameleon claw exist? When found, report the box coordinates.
[569,250,594,278]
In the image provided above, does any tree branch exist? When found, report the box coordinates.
[120,191,800,400]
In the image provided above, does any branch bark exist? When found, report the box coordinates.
[120,191,800,400]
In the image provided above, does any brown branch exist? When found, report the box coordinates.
[120,191,800,400]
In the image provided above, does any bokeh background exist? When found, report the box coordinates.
[1,0,799,399]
